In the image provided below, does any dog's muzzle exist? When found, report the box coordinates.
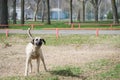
[36,41,42,46]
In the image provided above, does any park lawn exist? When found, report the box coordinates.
[0,34,120,46]
[9,21,71,30]
[0,34,120,80]
[0,59,120,80]
[8,21,120,30]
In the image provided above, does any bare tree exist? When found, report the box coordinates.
[83,0,85,22]
[0,0,8,28]
[13,0,16,24]
[77,8,80,22]
[90,0,101,22]
[21,0,24,24]
[41,0,46,22]
[70,0,73,23]
[47,0,51,24]
[111,0,119,24]
[33,0,41,21]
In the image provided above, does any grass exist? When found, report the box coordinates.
[50,66,83,77]
[86,59,110,71]
[1,59,120,80]
[85,61,120,80]
[0,76,59,80]
[0,34,120,46]
[9,21,71,30]
[8,21,120,30]
[0,34,120,80]
[100,64,120,79]
[0,66,82,80]
[44,34,120,46]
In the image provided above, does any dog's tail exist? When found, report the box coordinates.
[27,28,33,40]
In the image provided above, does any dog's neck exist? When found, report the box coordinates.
[33,44,41,49]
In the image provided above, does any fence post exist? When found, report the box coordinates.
[56,28,59,39]
[71,23,74,28]
[6,29,9,37]
[31,24,34,29]
[78,23,80,28]
[110,24,112,30]
[96,28,99,37]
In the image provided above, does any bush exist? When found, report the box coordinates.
[107,11,120,19]
[107,11,113,19]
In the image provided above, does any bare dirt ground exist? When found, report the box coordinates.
[0,43,120,78]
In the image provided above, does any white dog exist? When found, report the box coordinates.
[25,28,47,76]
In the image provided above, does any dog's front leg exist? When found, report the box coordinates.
[29,60,32,73]
[25,57,30,76]
[36,58,40,73]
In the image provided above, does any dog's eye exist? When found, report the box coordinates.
[36,39,38,41]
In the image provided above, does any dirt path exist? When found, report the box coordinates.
[0,44,120,77]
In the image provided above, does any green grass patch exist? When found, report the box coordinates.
[0,34,120,46]
[0,76,59,80]
[83,59,120,80]
[86,59,110,71]
[50,66,83,77]
[0,59,120,80]
[8,21,120,29]
[100,63,120,79]
[9,25,30,30]
[45,34,120,46]
[46,76,59,80]
[0,66,82,80]
[9,21,71,30]
[0,74,59,80]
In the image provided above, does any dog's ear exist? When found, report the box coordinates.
[41,39,46,45]
[31,39,34,44]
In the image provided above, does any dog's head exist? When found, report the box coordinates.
[31,37,46,46]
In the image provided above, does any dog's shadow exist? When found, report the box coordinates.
[48,67,87,80]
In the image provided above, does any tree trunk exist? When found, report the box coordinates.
[33,0,41,21]
[83,0,85,22]
[33,6,38,21]
[47,0,51,24]
[21,0,24,24]
[13,0,16,24]
[70,0,73,23]
[77,8,80,22]
[94,7,98,22]
[111,0,119,24]
[0,0,8,28]
[42,0,45,22]
[90,0,101,22]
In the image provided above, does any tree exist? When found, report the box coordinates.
[77,0,85,22]
[13,0,16,24]
[47,0,51,24]
[21,0,24,24]
[0,0,8,28]
[111,0,119,24]
[41,0,46,22]
[83,0,85,22]
[70,0,73,23]
[33,0,41,21]
[90,0,101,22]
[77,8,80,22]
